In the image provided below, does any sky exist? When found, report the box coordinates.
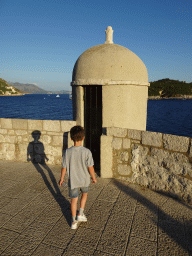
[0,0,191,91]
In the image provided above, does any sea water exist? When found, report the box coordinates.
[0,94,72,121]
[1,94,192,138]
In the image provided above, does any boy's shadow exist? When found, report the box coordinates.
[27,130,71,226]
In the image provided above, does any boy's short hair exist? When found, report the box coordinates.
[70,125,85,142]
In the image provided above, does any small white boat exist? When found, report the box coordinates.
[56,94,60,97]
[69,93,72,100]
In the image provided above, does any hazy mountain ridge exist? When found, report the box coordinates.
[9,82,71,94]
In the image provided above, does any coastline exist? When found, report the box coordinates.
[148,95,192,100]
[0,93,25,96]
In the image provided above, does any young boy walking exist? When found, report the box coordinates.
[59,125,97,229]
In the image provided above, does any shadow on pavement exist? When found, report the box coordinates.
[113,179,192,255]
[27,130,71,227]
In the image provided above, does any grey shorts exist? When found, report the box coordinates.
[69,187,89,198]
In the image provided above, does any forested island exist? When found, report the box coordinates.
[148,78,192,99]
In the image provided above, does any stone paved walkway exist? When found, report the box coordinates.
[0,160,192,256]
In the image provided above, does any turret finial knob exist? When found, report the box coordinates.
[105,26,113,44]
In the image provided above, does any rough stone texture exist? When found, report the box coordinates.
[12,119,28,130]
[128,129,141,140]
[43,120,61,132]
[142,131,162,147]
[163,133,189,152]
[188,140,192,158]
[15,130,28,136]
[107,126,192,204]
[112,138,122,150]
[118,165,131,175]
[0,129,7,135]
[28,119,43,131]
[123,138,130,149]
[131,144,192,203]
[107,127,127,137]
[7,130,14,135]
[0,135,5,143]
[61,120,76,132]
[120,151,129,162]
[52,136,63,146]
[46,146,62,157]
[41,135,52,145]
[1,118,12,129]
[0,118,76,165]
[4,136,16,144]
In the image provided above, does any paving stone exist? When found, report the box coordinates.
[0,188,40,216]
[0,178,35,198]
[96,183,120,202]
[93,251,112,256]
[131,203,158,241]
[64,227,101,255]
[63,250,92,256]
[133,189,168,208]
[28,206,62,229]
[158,197,188,222]
[0,160,192,255]
[97,221,131,255]
[0,213,13,228]
[125,236,157,256]
[158,219,189,255]
[86,200,115,231]
[31,243,64,256]
[184,218,192,254]
[107,192,137,222]
[1,233,41,256]
[0,196,13,209]
[0,228,19,254]
[43,211,74,249]
[3,194,52,232]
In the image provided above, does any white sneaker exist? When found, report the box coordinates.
[71,221,77,229]
[77,213,87,222]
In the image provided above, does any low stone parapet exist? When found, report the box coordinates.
[101,127,192,203]
[0,118,76,165]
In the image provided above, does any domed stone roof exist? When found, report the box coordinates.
[72,27,149,86]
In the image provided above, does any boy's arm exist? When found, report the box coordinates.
[88,166,97,183]
[59,167,67,186]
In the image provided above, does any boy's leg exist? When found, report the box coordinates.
[77,192,88,222]
[80,192,87,210]
[71,197,78,222]
[71,197,78,229]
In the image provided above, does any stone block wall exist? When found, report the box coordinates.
[105,127,192,203]
[0,118,76,165]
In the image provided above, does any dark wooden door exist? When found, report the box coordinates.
[84,86,102,173]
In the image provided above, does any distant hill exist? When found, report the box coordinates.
[149,78,192,98]
[0,78,25,96]
[9,82,47,94]
[9,81,71,94]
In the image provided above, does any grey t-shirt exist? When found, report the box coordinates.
[62,146,94,190]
